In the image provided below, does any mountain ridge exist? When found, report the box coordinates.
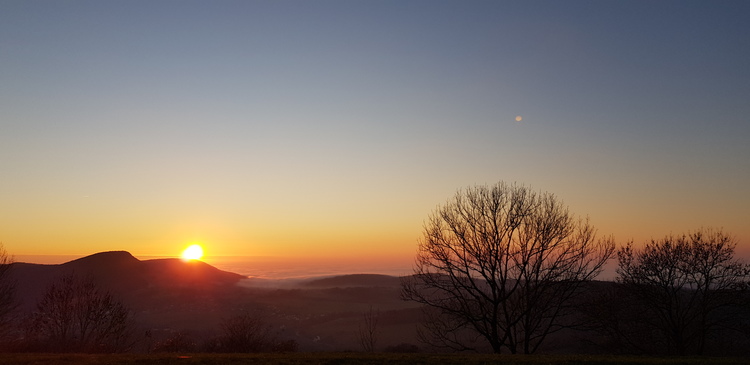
[6,250,245,310]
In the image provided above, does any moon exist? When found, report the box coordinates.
[515,115,523,122]
[181,244,204,261]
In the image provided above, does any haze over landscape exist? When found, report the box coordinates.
[2,1,749,273]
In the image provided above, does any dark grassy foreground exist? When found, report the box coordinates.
[0,353,748,365]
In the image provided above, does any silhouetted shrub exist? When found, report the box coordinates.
[206,312,297,353]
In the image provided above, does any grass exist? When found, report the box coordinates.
[0,353,748,365]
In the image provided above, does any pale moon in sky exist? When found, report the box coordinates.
[181,244,204,261]
[515,115,523,122]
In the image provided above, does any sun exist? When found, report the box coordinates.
[181,244,204,261]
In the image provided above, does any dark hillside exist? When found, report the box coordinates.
[6,251,244,311]
[141,258,244,288]
[302,274,401,288]
[4,252,422,352]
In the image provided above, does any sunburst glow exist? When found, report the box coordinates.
[181,244,204,261]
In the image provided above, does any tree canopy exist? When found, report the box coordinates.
[402,182,614,353]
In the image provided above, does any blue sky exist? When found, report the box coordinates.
[1,1,749,260]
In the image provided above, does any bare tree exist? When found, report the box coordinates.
[358,306,379,352]
[616,228,750,355]
[27,274,133,353]
[402,182,614,354]
[213,312,295,352]
[216,312,272,353]
[0,243,16,342]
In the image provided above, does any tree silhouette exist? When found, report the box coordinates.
[616,228,750,355]
[0,243,16,343]
[27,274,132,352]
[358,306,379,352]
[208,311,296,353]
[402,182,614,353]
[216,312,272,352]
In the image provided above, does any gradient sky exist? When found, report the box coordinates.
[2,1,749,264]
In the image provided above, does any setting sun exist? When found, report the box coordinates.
[181,244,204,261]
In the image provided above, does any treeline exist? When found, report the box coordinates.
[581,230,750,356]
[401,182,750,356]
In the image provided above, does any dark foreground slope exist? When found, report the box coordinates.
[2,253,651,353]
[1,353,748,365]
[5,252,421,352]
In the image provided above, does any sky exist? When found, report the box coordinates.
[1,1,749,268]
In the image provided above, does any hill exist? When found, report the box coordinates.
[7,251,244,310]
[4,252,422,352]
[302,274,401,288]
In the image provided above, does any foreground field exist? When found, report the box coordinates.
[1,353,749,365]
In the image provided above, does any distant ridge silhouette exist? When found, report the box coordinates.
[7,251,245,310]
[302,274,401,288]
[63,250,140,267]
